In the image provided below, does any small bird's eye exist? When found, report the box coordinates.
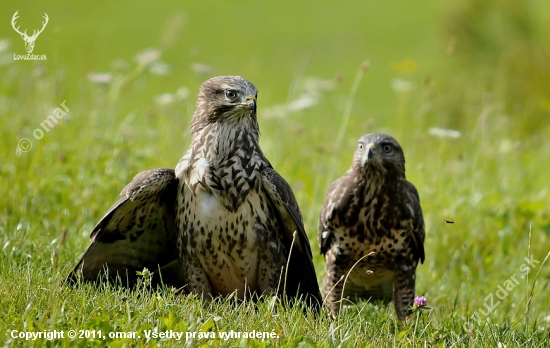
[382,144,393,153]
[225,90,237,100]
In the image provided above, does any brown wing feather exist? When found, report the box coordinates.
[404,180,425,263]
[260,167,322,308]
[66,168,185,287]
[318,170,357,254]
[318,183,338,255]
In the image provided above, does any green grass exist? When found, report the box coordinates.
[2,0,550,346]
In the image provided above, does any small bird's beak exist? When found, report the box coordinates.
[362,143,376,166]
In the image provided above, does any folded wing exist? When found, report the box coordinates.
[260,167,322,310]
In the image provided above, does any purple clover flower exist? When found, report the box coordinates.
[414,296,427,307]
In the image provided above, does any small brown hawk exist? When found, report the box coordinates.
[67,76,321,309]
[318,133,425,320]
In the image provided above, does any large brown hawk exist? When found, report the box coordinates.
[67,76,322,309]
[318,133,425,320]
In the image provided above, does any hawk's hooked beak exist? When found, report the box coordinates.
[361,143,377,166]
[240,94,256,113]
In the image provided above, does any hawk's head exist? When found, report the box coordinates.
[353,133,406,177]
[191,76,259,134]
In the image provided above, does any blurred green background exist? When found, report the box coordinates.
[1,0,550,345]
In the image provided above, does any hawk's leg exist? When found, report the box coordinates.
[393,263,416,321]
[182,255,213,301]
[323,248,353,319]
[257,242,286,298]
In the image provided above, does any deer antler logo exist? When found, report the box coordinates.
[11,11,49,54]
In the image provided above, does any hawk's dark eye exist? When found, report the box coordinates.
[382,144,393,153]
[225,90,237,100]
[358,143,364,150]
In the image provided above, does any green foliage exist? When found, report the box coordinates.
[1,0,550,346]
[443,0,550,135]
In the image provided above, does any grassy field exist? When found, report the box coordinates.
[1,0,550,346]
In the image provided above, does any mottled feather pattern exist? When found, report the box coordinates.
[319,133,425,321]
